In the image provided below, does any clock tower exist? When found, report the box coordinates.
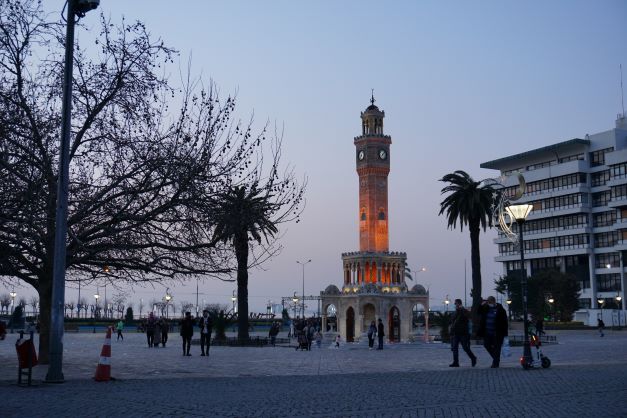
[321,94,430,345]
[355,94,391,252]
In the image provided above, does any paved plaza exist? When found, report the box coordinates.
[1,330,626,417]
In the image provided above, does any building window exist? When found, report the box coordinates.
[559,153,584,163]
[596,273,622,291]
[378,210,385,220]
[592,190,612,207]
[610,162,627,179]
[590,147,614,167]
[578,298,591,309]
[611,184,627,200]
[593,211,617,227]
[595,252,620,268]
[591,170,610,187]
[594,231,619,248]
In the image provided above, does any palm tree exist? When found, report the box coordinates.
[439,170,496,335]
[211,185,278,342]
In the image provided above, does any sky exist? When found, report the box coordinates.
[5,1,627,314]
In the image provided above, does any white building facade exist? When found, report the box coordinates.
[481,115,627,327]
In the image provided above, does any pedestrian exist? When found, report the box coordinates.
[335,334,341,348]
[160,317,169,347]
[315,330,322,348]
[536,318,545,336]
[198,309,213,356]
[477,296,508,368]
[377,318,385,350]
[180,311,194,356]
[307,321,315,351]
[367,320,377,350]
[269,321,279,347]
[146,312,156,348]
[154,318,163,348]
[598,318,605,337]
[116,319,124,341]
[449,299,477,367]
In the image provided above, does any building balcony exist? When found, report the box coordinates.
[495,245,591,261]
[608,196,627,208]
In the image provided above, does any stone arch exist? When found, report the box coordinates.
[362,303,376,331]
[411,302,428,330]
[388,305,401,342]
[346,306,355,342]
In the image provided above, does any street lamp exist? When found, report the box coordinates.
[231,290,237,314]
[164,288,172,318]
[10,290,16,312]
[296,259,312,318]
[292,292,299,319]
[616,294,623,327]
[547,297,554,322]
[94,292,100,319]
[444,295,450,312]
[506,203,533,369]
[46,0,99,384]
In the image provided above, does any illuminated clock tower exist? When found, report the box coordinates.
[321,94,430,345]
[355,94,391,252]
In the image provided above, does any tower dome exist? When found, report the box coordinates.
[360,91,384,135]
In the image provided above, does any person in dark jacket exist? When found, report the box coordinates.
[377,318,385,350]
[146,312,156,347]
[198,310,213,356]
[180,312,195,356]
[367,321,377,349]
[477,296,508,368]
[160,317,169,347]
[449,299,477,367]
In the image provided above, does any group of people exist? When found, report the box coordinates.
[179,310,213,356]
[291,318,322,350]
[367,318,385,350]
[448,296,508,368]
[142,312,170,348]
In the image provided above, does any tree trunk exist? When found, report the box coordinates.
[235,233,249,342]
[37,278,52,364]
[469,221,482,337]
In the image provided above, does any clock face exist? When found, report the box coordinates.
[379,149,387,160]
[358,150,365,161]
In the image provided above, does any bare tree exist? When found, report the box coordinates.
[65,302,75,318]
[29,296,38,317]
[0,294,10,314]
[78,297,88,319]
[111,293,126,319]
[0,1,305,361]
[138,299,145,318]
[179,301,194,316]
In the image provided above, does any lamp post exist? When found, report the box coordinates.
[296,259,312,318]
[94,292,100,319]
[506,203,533,369]
[292,292,299,320]
[617,294,623,327]
[547,297,554,322]
[444,295,450,312]
[231,291,237,314]
[506,296,512,329]
[10,290,16,313]
[46,0,99,383]
[164,288,172,318]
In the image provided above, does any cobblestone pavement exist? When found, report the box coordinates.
[1,330,626,417]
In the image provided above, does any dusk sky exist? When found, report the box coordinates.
[13,1,626,314]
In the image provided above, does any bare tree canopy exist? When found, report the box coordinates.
[0,0,305,361]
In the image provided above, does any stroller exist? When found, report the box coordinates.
[296,331,309,351]
[521,325,551,369]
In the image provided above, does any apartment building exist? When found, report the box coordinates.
[481,115,627,326]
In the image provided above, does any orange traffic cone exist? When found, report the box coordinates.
[94,326,113,381]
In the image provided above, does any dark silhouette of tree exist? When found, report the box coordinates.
[495,270,580,322]
[439,170,495,335]
[0,1,304,361]
[211,173,305,341]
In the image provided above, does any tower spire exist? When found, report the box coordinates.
[370,89,375,106]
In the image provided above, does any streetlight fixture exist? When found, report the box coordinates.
[616,294,623,327]
[10,290,16,312]
[505,203,533,369]
[547,296,554,322]
[231,290,237,313]
[292,292,299,319]
[46,0,99,384]
[296,259,312,318]
[164,288,172,318]
[444,295,450,312]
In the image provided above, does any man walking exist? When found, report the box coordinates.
[180,311,195,356]
[377,318,385,350]
[116,319,124,341]
[449,299,477,367]
[199,309,213,356]
[478,296,508,368]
